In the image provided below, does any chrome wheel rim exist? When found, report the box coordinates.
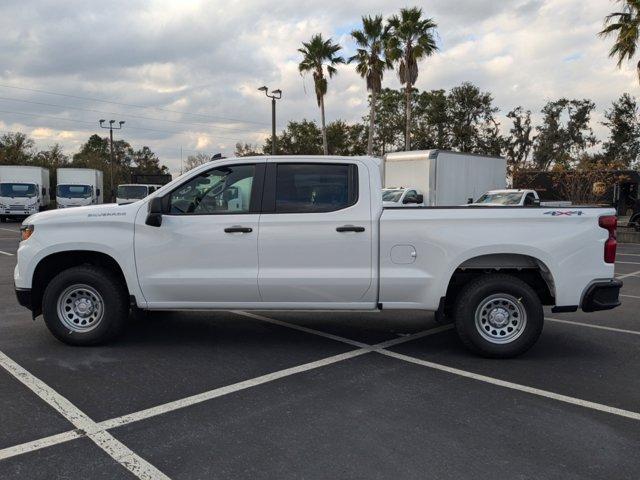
[56,284,104,332]
[474,293,527,344]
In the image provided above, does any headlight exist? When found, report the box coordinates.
[20,225,34,241]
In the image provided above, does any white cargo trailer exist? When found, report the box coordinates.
[0,166,50,221]
[384,150,506,206]
[56,168,103,208]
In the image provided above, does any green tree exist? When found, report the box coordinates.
[412,88,449,150]
[446,82,502,154]
[326,121,368,156]
[130,146,167,175]
[298,34,345,155]
[386,7,438,150]
[602,93,640,167]
[600,0,640,83]
[504,107,535,173]
[367,88,404,154]
[264,120,323,155]
[34,144,69,188]
[234,143,261,157]
[349,15,391,156]
[533,99,598,170]
[0,132,35,165]
[184,153,210,171]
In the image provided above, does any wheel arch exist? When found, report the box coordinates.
[440,253,556,317]
[31,250,132,317]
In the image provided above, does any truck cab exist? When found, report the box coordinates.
[56,168,103,208]
[0,166,50,221]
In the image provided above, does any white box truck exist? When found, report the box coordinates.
[56,168,104,208]
[0,166,50,222]
[384,150,506,206]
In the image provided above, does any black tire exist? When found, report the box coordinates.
[454,274,544,358]
[42,265,129,345]
[0,216,6,223]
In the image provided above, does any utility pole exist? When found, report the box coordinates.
[99,119,125,201]
[258,86,282,155]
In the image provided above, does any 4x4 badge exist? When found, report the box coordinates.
[544,211,584,216]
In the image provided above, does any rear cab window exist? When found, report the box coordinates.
[265,163,358,214]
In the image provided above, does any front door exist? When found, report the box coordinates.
[257,160,375,306]
[134,162,264,308]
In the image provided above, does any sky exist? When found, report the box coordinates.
[0,0,637,175]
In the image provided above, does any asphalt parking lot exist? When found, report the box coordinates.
[0,221,639,479]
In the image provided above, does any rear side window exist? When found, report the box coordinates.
[274,163,358,213]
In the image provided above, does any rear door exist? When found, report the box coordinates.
[257,160,375,306]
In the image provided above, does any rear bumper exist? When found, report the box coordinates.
[581,279,623,312]
[15,287,32,310]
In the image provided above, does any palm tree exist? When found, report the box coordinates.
[349,15,392,156]
[386,7,438,150]
[298,34,345,155]
[600,0,640,84]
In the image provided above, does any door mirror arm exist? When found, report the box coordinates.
[146,196,165,227]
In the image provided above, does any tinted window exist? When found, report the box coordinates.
[57,185,92,198]
[275,163,357,213]
[169,164,255,214]
[0,183,37,197]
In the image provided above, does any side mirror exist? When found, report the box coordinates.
[533,198,541,206]
[416,194,424,204]
[96,188,101,197]
[146,197,164,227]
[467,198,473,204]
[42,187,46,196]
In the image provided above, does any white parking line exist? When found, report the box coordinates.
[242,313,640,419]
[546,317,640,336]
[621,294,640,300]
[0,351,170,479]
[617,261,640,265]
[619,253,640,257]
[0,326,446,461]
[378,349,640,422]
[616,269,640,279]
[0,227,18,233]
[0,250,14,256]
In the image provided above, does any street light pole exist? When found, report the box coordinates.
[99,119,125,201]
[258,86,282,155]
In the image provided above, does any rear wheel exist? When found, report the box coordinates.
[454,274,544,358]
[42,266,128,345]
[0,216,5,223]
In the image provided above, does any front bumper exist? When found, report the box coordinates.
[581,279,623,312]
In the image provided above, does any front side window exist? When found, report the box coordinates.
[275,163,358,213]
[0,183,37,198]
[57,185,92,198]
[169,164,255,214]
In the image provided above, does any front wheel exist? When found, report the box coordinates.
[42,266,129,345]
[454,274,544,358]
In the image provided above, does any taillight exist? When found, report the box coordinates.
[599,215,617,264]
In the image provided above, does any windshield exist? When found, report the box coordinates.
[475,192,524,205]
[117,185,148,199]
[382,190,404,202]
[0,183,37,198]
[57,184,92,198]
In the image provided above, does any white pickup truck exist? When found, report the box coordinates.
[14,156,622,357]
